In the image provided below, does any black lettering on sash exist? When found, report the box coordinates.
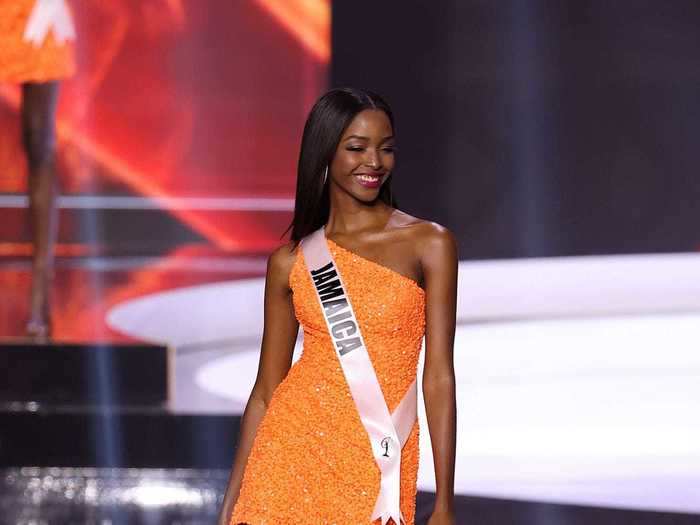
[323,298,348,318]
[312,268,338,286]
[310,262,334,276]
[327,310,351,324]
[331,320,356,339]
[317,278,344,301]
[337,337,362,356]
[309,258,361,356]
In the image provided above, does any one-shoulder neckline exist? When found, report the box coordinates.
[325,237,426,296]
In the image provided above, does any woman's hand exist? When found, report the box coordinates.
[426,508,456,525]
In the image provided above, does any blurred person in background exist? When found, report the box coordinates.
[0,0,76,339]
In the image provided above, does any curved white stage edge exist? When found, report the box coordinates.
[108,252,700,514]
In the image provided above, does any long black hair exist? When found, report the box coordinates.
[283,87,398,250]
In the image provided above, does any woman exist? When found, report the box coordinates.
[219,88,457,525]
[0,0,76,339]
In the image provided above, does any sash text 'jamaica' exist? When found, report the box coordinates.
[311,262,362,356]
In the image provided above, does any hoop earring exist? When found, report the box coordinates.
[323,165,328,185]
[383,173,393,204]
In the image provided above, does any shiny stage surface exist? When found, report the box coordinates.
[3,467,699,525]
[105,251,700,517]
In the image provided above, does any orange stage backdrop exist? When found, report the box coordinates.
[0,0,329,340]
[0,0,329,253]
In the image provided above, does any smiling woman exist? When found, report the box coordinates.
[217,88,458,525]
[332,109,396,192]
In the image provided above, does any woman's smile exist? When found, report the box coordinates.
[354,172,384,188]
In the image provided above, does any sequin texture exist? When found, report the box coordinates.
[0,0,76,83]
[230,238,426,525]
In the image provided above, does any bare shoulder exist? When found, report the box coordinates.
[418,221,457,254]
[417,223,458,268]
[267,240,299,290]
[392,210,458,260]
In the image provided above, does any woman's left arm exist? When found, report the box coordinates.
[419,223,458,523]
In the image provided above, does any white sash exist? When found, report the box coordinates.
[300,226,417,525]
[23,0,76,47]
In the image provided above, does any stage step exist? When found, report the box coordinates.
[0,408,239,469]
[0,341,171,406]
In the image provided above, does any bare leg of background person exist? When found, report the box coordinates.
[22,81,60,340]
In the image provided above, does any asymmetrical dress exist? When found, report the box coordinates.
[0,0,76,83]
[231,237,426,525]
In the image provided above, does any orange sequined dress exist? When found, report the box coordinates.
[231,237,426,525]
[0,0,76,83]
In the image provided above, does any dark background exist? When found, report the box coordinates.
[332,0,700,260]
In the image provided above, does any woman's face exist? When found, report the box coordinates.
[329,109,395,201]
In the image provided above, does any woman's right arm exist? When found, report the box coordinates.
[217,243,300,525]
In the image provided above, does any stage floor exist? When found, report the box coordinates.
[3,467,699,525]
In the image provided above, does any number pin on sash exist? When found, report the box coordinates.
[381,436,391,457]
